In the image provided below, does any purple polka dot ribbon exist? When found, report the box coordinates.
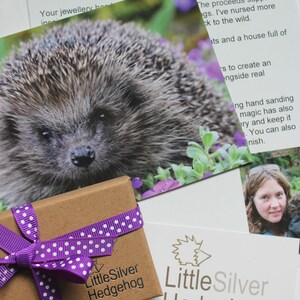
[0,203,143,300]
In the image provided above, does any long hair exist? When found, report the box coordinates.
[244,168,291,234]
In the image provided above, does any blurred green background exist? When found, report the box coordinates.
[0,0,207,68]
[240,148,300,197]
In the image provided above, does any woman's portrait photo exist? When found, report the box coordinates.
[240,147,300,240]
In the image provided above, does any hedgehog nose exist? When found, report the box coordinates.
[71,145,95,167]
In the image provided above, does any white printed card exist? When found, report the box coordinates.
[144,222,299,300]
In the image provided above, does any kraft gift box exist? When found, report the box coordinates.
[0,176,162,299]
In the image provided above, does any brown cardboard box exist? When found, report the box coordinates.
[0,176,162,300]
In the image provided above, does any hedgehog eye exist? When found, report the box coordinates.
[38,128,52,140]
[93,108,113,123]
[99,112,106,121]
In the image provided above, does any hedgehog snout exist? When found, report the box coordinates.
[70,145,95,167]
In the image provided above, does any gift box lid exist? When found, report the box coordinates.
[0,176,162,300]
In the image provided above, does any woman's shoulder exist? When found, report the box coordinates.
[260,231,274,236]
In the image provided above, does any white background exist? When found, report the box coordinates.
[0,0,299,298]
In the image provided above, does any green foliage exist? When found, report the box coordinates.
[0,0,204,69]
[0,200,7,211]
[142,126,252,188]
[290,176,300,197]
[143,173,156,189]
[171,164,200,185]
[154,167,171,181]
[290,177,300,191]
[286,166,300,177]
[251,154,267,167]
[275,157,290,168]
[249,148,300,171]
[240,148,300,187]
[187,127,252,173]
[148,0,176,35]
[0,40,5,69]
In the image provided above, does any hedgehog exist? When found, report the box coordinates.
[0,20,238,207]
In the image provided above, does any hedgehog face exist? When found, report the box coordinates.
[1,106,115,187]
[0,67,176,188]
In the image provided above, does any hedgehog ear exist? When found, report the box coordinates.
[4,115,19,140]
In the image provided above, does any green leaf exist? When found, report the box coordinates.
[228,144,238,158]
[156,167,170,180]
[0,199,7,211]
[0,40,7,71]
[187,141,202,149]
[143,173,155,189]
[154,174,165,181]
[185,170,200,184]
[148,0,176,35]
[193,159,205,175]
[136,193,142,201]
[187,145,207,159]
[171,164,196,185]
[230,160,247,168]
[199,126,207,139]
[221,144,231,151]
[215,148,230,161]
[212,164,225,174]
[171,163,180,172]
[202,131,219,150]
[237,146,253,162]
[173,165,187,180]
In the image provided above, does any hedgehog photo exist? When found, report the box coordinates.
[0,19,239,207]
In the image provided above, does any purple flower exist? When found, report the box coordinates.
[186,48,202,63]
[213,144,222,151]
[160,38,184,57]
[198,39,213,50]
[142,179,181,200]
[234,130,247,147]
[175,0,197,12]
[202,172,213,179]
[159,38,169,47]
[187,38,224,82]
[212,144,228,160]
[201,60,224,81]
[131,177,143,189]
[229,103,235,112]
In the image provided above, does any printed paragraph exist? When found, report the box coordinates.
[234,95,297,146]
[198,0,276,27]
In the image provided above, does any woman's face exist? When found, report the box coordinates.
[253,178,287,224]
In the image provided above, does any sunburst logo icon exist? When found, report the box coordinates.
[172,235,211,267]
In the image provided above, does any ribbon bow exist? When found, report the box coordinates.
[0,203,143,300]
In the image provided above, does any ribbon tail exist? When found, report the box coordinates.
[35,255,95,284]
[0,265,18,288]
[12,204,39,243]
[32,269,62,300]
